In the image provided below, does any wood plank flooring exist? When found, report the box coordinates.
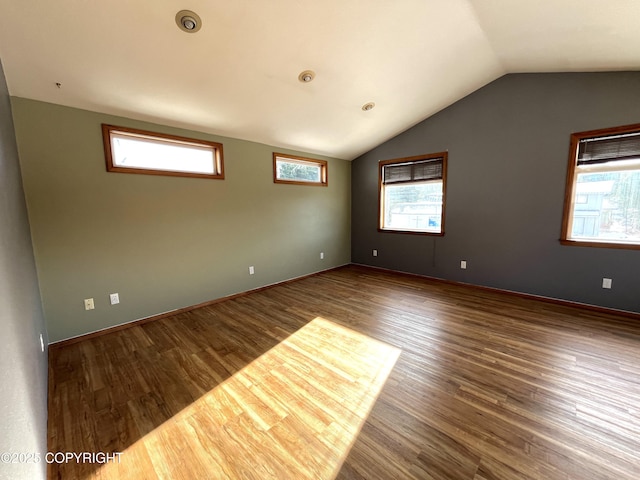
[47,265,640,479]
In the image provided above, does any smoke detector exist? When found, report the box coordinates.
[176,10,202,33]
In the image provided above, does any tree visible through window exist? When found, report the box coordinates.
[278,161,320,182]
[561,123,640,248]
[379,153,447,234]
[273,153,327,186]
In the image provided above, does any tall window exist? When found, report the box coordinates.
[379,153,447,234]
[561,123,640,249]
[273,153,328,186]
[102,125,224,179]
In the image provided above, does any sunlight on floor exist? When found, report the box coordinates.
[94,317,401,479]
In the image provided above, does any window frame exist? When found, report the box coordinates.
[272,153,328,186]
[560,122,640,250]
[378,152,448,236]
[102,124,224,180]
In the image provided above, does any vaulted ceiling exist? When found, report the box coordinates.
[1,1,639,160]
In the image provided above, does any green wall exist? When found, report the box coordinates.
[0,66,47,479]
[12,98,351,342]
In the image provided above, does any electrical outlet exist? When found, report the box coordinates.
[249,266,255,275]
[110,293,120,305]
[602,278,612,289]
[320,252,324,259]
[84,298,95,310]
[461,260,467,269]
[373,249,378,257]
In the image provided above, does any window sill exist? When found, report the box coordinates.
[379,228,445,236]
[560,239,640,250]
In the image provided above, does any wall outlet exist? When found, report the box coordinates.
[320,252,324,259]
[602,278,612,289]
[249,266,255,275]
[373,249,378,257]
[84,298,95,310]
[110,293,120,305]
[461,260,467,269]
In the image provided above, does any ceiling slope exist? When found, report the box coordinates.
[0,0,638,159]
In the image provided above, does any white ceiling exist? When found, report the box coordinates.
[0,0,639,160]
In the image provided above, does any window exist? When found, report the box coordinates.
[273,153,327,186]
[379,153,447,234]
[561,123,640,249]
[102,124,224,179]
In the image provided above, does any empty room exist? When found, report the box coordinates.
[1,1,639,479]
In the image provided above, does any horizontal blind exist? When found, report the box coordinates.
[577,131,640,166]
[383,158,443,184]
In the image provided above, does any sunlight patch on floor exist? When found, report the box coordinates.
[94,317,401,479]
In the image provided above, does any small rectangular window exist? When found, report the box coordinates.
[273,153,327,186]
[102,124,224,179]
[379,153,447,235]
[561,123,640,249]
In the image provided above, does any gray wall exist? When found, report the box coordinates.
[0,63,48,479]
[352,72,640,314]
[12,98,351,342]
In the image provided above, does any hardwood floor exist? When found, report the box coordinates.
[47,265,640,479]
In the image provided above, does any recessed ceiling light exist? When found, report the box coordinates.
[176,10,202,33]
[298,70,315,83]
[362,102,375,111]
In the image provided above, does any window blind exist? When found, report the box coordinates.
[577,132,640,166]
[383,158,443,184]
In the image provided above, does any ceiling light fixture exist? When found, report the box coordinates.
[298,70,315,83]
[362,102,375,111]
[176,10,202,33]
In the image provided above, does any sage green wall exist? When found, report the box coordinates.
[0,66,47,479]
[12,98,351,342]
